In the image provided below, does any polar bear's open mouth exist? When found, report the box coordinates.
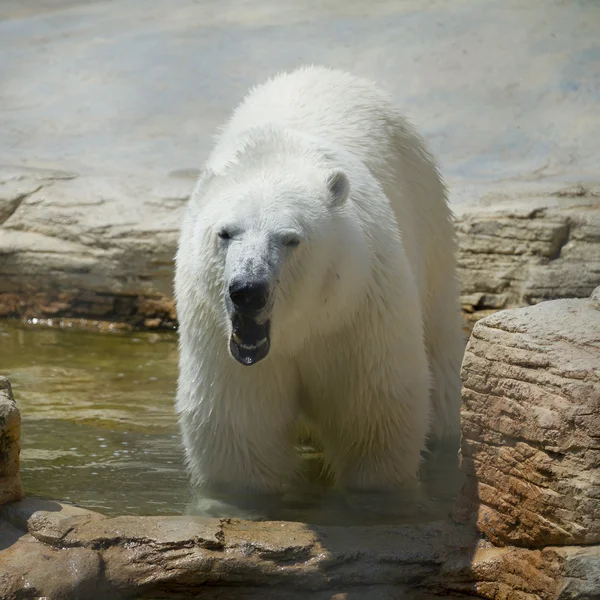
[229,313,271,366]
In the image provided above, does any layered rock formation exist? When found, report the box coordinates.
[456,185,600,322]
[0,168,186,329]
[454,287,600,550]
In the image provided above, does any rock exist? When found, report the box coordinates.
[0,520,106,600]
[456,186,600,319]
[0,169,186,329]
[442,545,564,599]
[0,376,23,504]
[559,546,600,600]
[1,0,598,183]
[2,497,600,599]
[454,286,600,548]
[0,499,476,598]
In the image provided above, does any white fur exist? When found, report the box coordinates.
[174,66,464,494]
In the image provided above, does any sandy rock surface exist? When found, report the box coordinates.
[456,185,600,319]
[1,0,598,184]
[455,287,600,548]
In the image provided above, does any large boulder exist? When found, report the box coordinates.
[0,377,23,504]
[455,286,600,547]
[0,168,186,329]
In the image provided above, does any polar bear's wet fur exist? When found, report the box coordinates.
[175,66,464,494]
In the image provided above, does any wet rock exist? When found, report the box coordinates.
[0,522,106,600]
[33,513,224,551]
[3,496,103,533]
[454,286,600,547]
[2,497,600,599]
[0,377,22,504]
[0,499,484,598]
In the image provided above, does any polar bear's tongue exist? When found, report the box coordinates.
[230,314,271,366]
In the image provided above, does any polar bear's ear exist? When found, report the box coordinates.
[326,170,350,208]
[192,167,217,206]
[198,167,216,187]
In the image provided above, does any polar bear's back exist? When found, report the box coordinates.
[212,66,401,178]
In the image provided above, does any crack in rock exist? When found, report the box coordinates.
[0,185,43,225]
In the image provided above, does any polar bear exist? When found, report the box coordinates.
[174,66,464,496]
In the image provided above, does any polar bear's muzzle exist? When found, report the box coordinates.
[226,274,274,365]
[229,313,271,366]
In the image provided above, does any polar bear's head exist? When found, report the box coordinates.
[187,149,369,367]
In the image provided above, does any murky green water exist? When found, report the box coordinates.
[0,320,463,524]
[1,320,188,515]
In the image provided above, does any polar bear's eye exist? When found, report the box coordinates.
[217,229,232,241]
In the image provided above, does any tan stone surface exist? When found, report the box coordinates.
[455,287,600,548]
[559,546,600,600]
[0,377,23,504]
[442,545,564,599]
[456,185,600,314]
[0,497,572,600]
[0,519,106,600]
[0,167,187,328]
[2,498,599,599]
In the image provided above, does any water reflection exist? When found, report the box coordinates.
[187,438,463,526]
[0,320,463,524]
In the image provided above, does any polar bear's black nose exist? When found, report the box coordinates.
[228,281,269,312]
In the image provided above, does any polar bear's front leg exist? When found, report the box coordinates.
[320,355,431,492]
[176,354,300,495]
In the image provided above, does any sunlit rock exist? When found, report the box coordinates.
[455,286,600,548]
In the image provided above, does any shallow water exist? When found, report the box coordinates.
[0,320,464,524]
[0,320,188,515]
